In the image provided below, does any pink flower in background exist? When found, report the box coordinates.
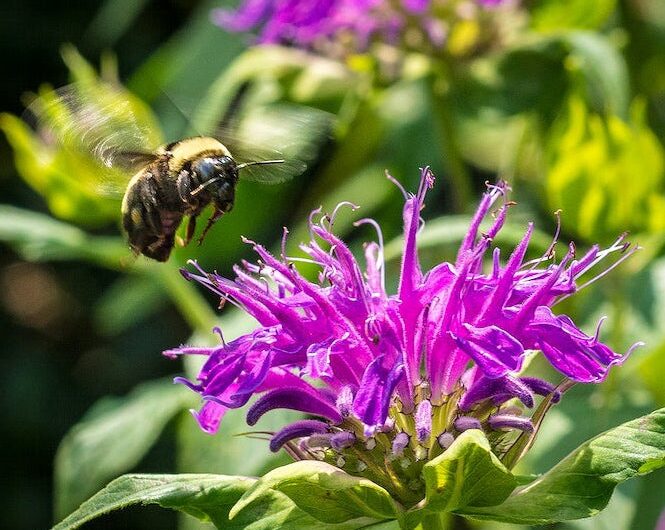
[213,0,510,53]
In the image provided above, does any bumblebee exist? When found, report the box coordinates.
[28,81,326,261]
[120,137,285,261]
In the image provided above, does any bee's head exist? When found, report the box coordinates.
[191,155,238,212]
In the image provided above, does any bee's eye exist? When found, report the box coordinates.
[194,159,216,180]
[217,156,238,179]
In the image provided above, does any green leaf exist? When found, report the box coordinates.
[52,473,255,530]
[189,45,352,135]
[562,32,630,117]
[230,460,397,525]
[1,48,162,227]
[544,95,665,242]
[0,205,128,267]
[83,0,151,48]
[229,488,389,530]
[460,408,665,524]
[128,0,245,108]
[54,379,196,518]
[531,0,617,32]
[420,430,517,513]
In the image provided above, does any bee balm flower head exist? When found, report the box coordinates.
[166,168,640,504]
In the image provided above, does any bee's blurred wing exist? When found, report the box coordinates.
[218,104,332,185]
[25,82,161,195]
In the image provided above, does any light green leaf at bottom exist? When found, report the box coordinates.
[421,430,517,513]
[460,408,665,524]
[230,460,398,525]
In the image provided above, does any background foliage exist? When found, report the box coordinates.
[1,1,665,529]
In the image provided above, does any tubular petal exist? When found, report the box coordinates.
[247,387,342,426]
[269,420,329,452]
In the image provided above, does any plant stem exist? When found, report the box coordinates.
[416,512,450,530]
[429,70,472,212]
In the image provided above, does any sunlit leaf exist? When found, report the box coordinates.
[1,48,161,226]
[545,94,665,242]
[460,408,665,524]
[531,0,617,32]
[421,430,517,513]
[562,32,630,117]
[230,460,397,525]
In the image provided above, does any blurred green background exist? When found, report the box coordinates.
[1,1,665,529]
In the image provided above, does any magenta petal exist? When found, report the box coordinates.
[352,355,404,428]
[526,307,624,382]
[191,399,229,434]
[451,324,524,378]
[460,375,534,410]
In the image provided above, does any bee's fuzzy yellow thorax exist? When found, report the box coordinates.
[165,137,232,173]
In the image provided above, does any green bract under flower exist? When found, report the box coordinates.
[166,167,640,506]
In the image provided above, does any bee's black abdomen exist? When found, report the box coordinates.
[141,236,175,262]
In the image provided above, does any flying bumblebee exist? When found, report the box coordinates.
[27,81,327,261]
[118,136,290,262]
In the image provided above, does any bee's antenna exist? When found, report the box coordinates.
[190,177,224,196]
[236,159,285,170]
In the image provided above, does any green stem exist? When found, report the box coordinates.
[429,72,472,212]
[151,264,217,333]
[416,512,450,530]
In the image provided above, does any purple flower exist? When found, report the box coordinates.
[213,0,509,54]
[166,167,640,497]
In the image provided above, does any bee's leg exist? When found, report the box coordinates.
[184,215,197,246]
[197,208,223,246]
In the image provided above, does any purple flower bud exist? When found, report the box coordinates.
[437,432,454,450]
[247,387,342,426]
[336,386,354,417]
[520,377,561,403]
[454,416,482,432]
[415,400,432,443]
[305,434,334,449]
[488,414,534,432]
[331,431,356,451]
[392,432,410,456]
